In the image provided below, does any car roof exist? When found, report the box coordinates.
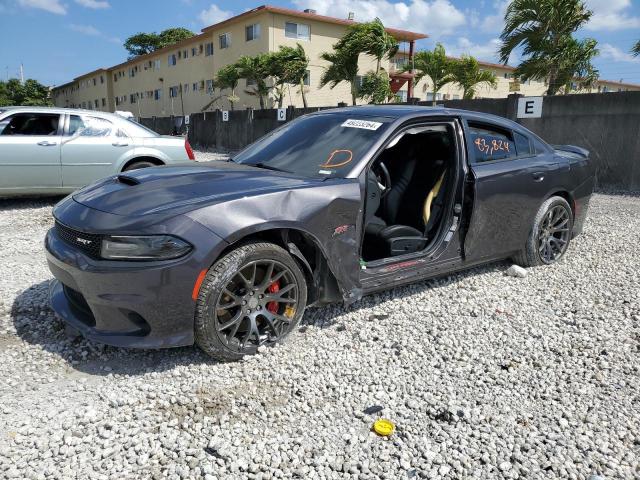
[317,105,523,132]
[0,105,123,120]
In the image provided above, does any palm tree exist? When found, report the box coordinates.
[270,44,310,108]
[499,0,595,95]
[405,44,454,106]
[632,40,640,57]
[215,64,240,110]
[339,18,399,74]
[556,37,599,92]
[320,49,360,106]
[450,55,498,99]
[235,54,271,109]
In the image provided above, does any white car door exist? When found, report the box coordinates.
[60,114,132,188]
[0,112,63,191]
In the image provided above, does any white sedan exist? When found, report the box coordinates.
[0,106,196,197]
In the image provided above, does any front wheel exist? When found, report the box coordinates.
[194,242,307,361]
[514,196,574,267]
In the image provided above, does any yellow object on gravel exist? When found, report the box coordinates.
[372,419,395,436]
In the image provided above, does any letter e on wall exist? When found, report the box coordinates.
[517,97,543,118]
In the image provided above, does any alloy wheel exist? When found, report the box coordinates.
[537,204,571,264]
[214,260,299,352]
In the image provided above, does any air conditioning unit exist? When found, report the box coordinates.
[304,8,316,14]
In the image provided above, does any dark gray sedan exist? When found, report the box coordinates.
[46,106,594,360]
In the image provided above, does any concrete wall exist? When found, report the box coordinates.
[142,91,640,190]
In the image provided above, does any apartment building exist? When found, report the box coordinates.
[391,55,640,102]
[52,5,424,116]
[52,4,640,116]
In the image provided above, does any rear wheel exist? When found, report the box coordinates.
[514,196,573,267]
[123,160,157,171]
[194,242,307,361]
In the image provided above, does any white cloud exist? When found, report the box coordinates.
[75,0,110,9]
[585,0,640,31]
[445,37,506,62]
[478,0,508,34]
[292,0,466,38]
[600,43,640,63]
[69,23,120,44]
[199,4,233,26]
[18,0,66,14]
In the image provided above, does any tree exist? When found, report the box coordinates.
[337,18,399,74]
[236,54,272,109]
[124,27,194,58]
[450,55,498,99]
[405,44,454,106]
[555,37,599,92]
[215,64,240,110]
[270,44,310,108]
[632,40,640,57]
[499,0,597,95]
[320,49,360,106]
[0,78,51,107]
[358,71,393,103]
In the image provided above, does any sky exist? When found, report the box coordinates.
[0,0,639,86]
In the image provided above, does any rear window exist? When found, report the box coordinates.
[468,123,516,163]
[514,131,532,156]
[123,118,159,137]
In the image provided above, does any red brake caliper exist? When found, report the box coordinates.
[266,281,280,313]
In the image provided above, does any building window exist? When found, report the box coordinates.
[102,98,106,107]
[395,90,407,102]
[199,80,205,90]
[219,33,231,49]
[205,42,214,56]
[191,47,197,57]
[129,67,136,78]
[130,93,137,103]
[183,49,188,59]
[303,70,310,86]
[113,74,117,82]
[246,23,261,41]
[93,78,96,86]
[154,89,162,100]
[94,99,99,108]
[168,54,177,66]
[246,78,256,87]
[169,86,179,98]
[206,79,215,93]
[199,44,204,54]
[285,22,310,40]
[193,82,198,92]
[100,75,104,84]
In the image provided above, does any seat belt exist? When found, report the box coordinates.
[423,171,446,227]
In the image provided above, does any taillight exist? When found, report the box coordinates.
[185,139,195,161]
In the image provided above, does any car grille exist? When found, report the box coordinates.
[55,221,102,258]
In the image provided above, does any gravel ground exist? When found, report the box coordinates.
[0,189,639,480]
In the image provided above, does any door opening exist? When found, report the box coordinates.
[361,123,458,262]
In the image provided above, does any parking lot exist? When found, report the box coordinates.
[0,190,639,480]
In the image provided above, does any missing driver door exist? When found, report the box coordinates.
[358,119,467,292]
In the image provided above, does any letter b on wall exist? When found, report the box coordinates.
[517,97,543,118]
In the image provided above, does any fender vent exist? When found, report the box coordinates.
[116,174,140,186]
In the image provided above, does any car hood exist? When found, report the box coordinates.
[72,161,324,216]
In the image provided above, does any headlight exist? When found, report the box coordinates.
[100,235,192,260]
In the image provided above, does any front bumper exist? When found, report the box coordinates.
[45,212,227,349]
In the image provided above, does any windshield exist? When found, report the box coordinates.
[233,114,391,178]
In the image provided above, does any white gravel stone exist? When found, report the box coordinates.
[505,264,527,278]
[0,190,639,480]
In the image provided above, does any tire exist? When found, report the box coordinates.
[123,160,156,171]
[194,242,307,361]
[513,196,574,267]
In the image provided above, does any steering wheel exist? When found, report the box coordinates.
[372,161,392,198]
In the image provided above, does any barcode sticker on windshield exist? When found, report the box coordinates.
[341,119,383,130]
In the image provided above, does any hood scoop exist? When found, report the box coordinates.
[116,174,141,186]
